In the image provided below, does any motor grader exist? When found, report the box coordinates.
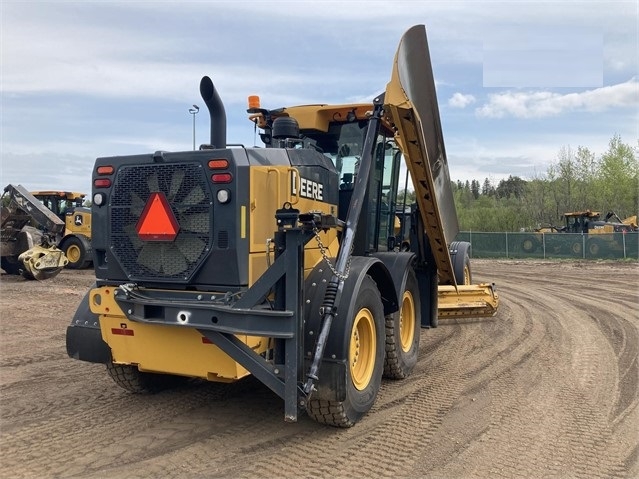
[1,184,69,280]
[521,210,637,257]
[66,25,499,427]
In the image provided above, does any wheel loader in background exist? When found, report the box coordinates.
[30,191,93,269]
[66,25,499,427]
[1,184,69,280]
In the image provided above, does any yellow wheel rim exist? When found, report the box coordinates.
[399,290,415,353]
[463,265,471,285]
[66,244,81,263]
[350,307,376,391]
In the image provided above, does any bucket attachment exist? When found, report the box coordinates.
[18,244,68,280]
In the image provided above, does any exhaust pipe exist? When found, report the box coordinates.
[199,76,227,149]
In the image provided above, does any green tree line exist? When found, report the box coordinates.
[448,135,639,232]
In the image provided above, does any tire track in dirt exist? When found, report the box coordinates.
[84,325,474,479]
[1,261,637,478]
[432,261,636,478]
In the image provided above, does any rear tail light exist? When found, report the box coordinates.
[212,173,232,183]
[94,178,112,188]
[208,159,229,169]
[97,165,114,175]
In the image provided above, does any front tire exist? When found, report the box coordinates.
[384,269,420,379]
[451,241,472,285]
[570,239,583,257]
[587,238,603,258]
[63,236,91,269]
[306,275,384,427]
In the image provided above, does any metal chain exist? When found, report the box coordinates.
[265,238,272,267]
[313,227,351,281]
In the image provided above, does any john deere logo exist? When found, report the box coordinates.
[74,214,83,226]
[290,170,324,201]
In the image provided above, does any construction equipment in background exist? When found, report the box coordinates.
[603,211,637,231]
[1,184,69,280]
[563,210,638,256]
[30,191,93,269]
[521,209,638,257]
[66,25,499,427]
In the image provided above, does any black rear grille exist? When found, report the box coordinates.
[110,163,212,282]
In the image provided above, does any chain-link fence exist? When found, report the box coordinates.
[455,231,639,260]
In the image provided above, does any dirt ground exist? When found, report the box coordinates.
[0,259,637,478]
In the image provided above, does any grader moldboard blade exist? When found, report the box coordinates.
[438,284,499,319]
[385,25,500,318]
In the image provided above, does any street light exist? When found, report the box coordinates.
[189,104,199,150]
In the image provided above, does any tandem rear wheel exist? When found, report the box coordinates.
[306,275,385,427]
[383,269,420,379]
[106,363,187,394]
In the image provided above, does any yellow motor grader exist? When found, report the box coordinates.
[66,25,499,427]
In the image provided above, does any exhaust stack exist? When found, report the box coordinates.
[199,76,227,149]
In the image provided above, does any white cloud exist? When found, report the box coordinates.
[449,92,476,108]
[476,79,639,119]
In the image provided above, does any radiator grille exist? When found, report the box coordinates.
[110,163,212,281]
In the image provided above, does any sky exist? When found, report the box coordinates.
[1,0,638,194]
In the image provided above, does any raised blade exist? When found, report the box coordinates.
[385,25,459,286]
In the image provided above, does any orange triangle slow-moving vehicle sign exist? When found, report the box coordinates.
[136,192,180,241]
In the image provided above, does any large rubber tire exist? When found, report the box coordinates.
[106,363,186,394]
[587,238,603,258]
[1,257,23,276]
[306,275,385,427]
[62,236,91,269]
[384,269,420,379]
[570,239,583,257]
[451,241,472,285]
[521,236,538,254]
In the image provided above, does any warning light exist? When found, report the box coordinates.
[248,95,260,110]
[136,192,180,241]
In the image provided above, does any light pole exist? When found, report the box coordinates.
[189,104,199,150]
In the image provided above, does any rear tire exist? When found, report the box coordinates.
[106,363,186,394]
[384,269,420,379]
[1,257,22,275]
[306,275,384,427]
[521,236,538,253]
